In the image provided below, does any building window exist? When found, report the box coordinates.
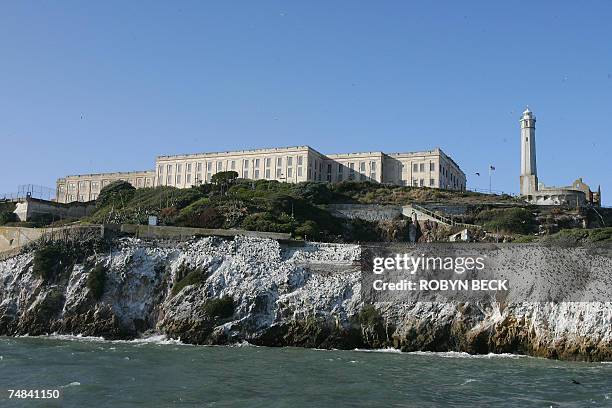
[359,162,366,172]
[91,194,98,200]
[217,161,223,171]
[137,178,143,187]
[430,178,435,186]
[371,162,376,171]
[413,163,418,172]
[370,172,376,180]
[146,178,152,187]
[176,173,182,184]
[419,163,424,172]
[91,182,99,191]
[277,157,282,167]
[287,157,293,167]
[276,168,282,178]
[207,162,212,171]
[244,159,249,168]
[265,169,271,179]
[265,158,271,167]
[287,168,293,178]
[254,158,260,167]
[166,175,172,185]
[79,181,86,189]
[298,167,303,177]
[167,164,173,174]
[254,169,260,179]
[297,156,303,166]
[430,162,435,172]
[79,194,85,202]
[186,174,191,184]
[177,163,182,173]
[187,163,192,172]
[196,162,202,172]
[419,179,424,187]
[243,170,249,179]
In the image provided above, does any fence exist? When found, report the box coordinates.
[0,184,55,201]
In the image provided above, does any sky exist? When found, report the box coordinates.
[1,1,611,204]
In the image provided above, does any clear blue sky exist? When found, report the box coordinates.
[1,1,611,204]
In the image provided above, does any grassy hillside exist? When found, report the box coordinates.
[83,179,419,242]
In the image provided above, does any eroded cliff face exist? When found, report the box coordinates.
[0,237,610,361]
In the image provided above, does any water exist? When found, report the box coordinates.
[0,336,610,407]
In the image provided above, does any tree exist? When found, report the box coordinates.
[211,171,238,186]
[211,171,238,195]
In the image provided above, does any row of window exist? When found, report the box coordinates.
[60,178,152,195]
[66,193,98,202]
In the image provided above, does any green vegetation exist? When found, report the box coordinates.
[31,238,109,283]
[0,202,17,225]
[358,304,383,328]
[211,171,238,186]
[171,265,207,297]
[202,296,235,319]
[476,207,537,234]
[87,264,107,300]
[542,227,612,245]
[32,241,74,282]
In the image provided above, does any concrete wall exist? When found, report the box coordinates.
[14,197,96,222]
[327,204,403,222]
[113,224,292,241]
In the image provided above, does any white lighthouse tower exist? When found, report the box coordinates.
[519,107,538,196]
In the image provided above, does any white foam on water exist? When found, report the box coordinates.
[31,333,188,346]
[406,351,527,359]
[460,378,478,386]
[353,347,402,354]
[61,382,81,388]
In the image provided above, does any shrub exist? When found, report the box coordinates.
[185,207,225,228]
[203,296,234,319]
[358,304,383,328]
[87,264,107,300]
[0,211,17,225]
[32,242,73,282]
[588,227,612,242]
[294,220,319,239]
[171,266,207,297]
[96,180,136,208]
[476,208,537,234]
[241,212,296,233]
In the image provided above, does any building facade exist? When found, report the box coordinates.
[56,170,155,203]
[518,107,601,207]
[154,146,466,191]
[57,145,466,203]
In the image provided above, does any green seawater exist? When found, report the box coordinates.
[0,336,610,407]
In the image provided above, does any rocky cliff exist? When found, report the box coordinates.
[0,236,610,361]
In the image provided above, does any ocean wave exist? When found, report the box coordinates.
[406,351,527,359]
[60,382,81,388]
[353,347,403,354]
[26,333,189,346]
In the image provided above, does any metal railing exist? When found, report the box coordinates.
[411,203,482,229]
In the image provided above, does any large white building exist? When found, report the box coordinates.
[56,145,466,203]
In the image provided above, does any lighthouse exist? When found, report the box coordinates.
[519,107,538,196]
